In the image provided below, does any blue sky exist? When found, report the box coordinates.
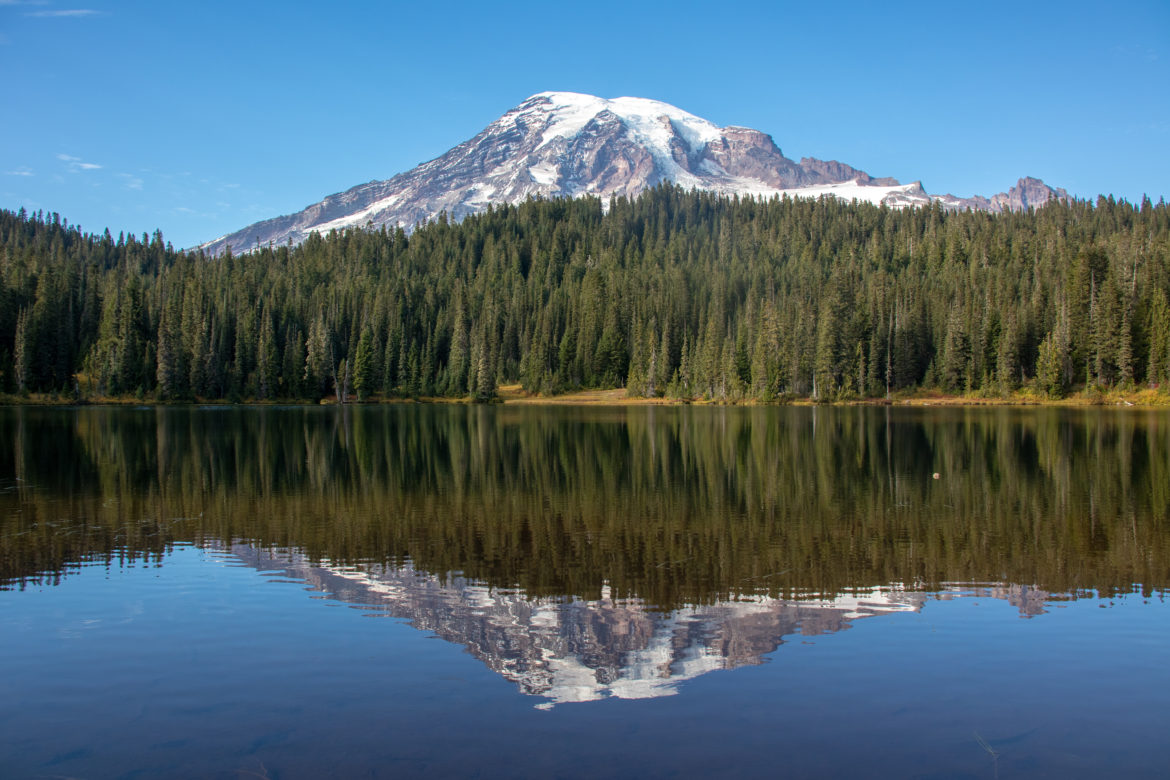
[1,0,1167,249]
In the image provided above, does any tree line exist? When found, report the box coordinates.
[1,186,1168,402]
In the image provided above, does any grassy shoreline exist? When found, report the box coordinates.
[497,385,1170,407]
[4,384,1169,408]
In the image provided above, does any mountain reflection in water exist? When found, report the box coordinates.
[235,543,1070,707]
[3,404,1169,779]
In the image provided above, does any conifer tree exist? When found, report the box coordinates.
[353,325,376,401]
[13,308,30,394]
[304,315,332,400]
[155,295,186,400]
[1146,292,1170,385]
[1036,303,1072,397]
[256,307,278,400]
[283,326,305,398]
[446,286,469,396]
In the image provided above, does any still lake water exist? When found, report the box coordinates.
[1,404,1168,778]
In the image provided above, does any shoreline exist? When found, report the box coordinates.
[495,386,1169,407]
[4,385,1169,408]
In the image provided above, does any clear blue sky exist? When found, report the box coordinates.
[2,0,1167,249]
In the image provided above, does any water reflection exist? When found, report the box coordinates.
[4,405,1169,779]
[2,405,1169,604]
[235,543,1069,707]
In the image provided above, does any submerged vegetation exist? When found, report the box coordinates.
[1,188,1169,403]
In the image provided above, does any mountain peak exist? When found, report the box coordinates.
[197,94,1070,254]
[523,91,721,132]
[506,92,725,172]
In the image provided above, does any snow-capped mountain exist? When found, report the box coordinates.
[231,544,926,706]
[198,91,1070,254]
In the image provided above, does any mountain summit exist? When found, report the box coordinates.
[199,92,1069,254]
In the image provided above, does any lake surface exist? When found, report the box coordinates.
[2,405,1168,778]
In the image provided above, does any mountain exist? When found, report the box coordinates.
[934,175,1072,212]
[198,92,1070,255]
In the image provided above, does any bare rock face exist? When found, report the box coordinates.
[197,92,1071,255]
[701,127,802,187]
[997,177,1072,211]
[936,177,1071,213]
[797,157,898,187]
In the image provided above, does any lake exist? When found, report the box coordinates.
[1,404,1168,778]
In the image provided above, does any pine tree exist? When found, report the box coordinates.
[1036,302,1072,397]
[155,296,187,400]
[256,307,278,400]
[813,302,838,400]
[750,300,779,399]
[446,287,469,396]
[114,279,143,395]
[13,308,30,394]
[304,315,333,400]
[283,327,305,398]
[353,325,375,401]
[941,307,971,393]
[474,351,496,402]
[1146,292,1170,385]
[995,313,1020,392]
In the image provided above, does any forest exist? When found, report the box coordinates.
[1,186,1168,403]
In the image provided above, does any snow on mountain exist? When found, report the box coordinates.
[197,92,1070,255]
[231,543,929,707]
[230,543,1057,707]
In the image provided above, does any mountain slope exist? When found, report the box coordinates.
[198,92,1069,254]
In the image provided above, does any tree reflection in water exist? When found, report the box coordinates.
[2,405,1167,607]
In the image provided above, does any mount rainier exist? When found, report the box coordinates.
[199,91,1069,255]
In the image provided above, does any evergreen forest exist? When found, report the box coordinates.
[2,186,1169,403]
